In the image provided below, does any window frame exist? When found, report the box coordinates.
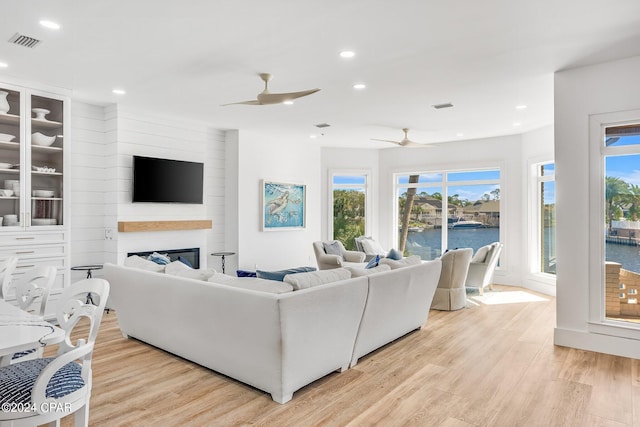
[528,160,556,283]
[393,166,502,259]
[328,169,372,243]
[588,109,640,337]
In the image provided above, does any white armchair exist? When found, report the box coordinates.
[354,236,388,261]
[465,242,503,295]
[312,240,366,270]
[431,248,473,311]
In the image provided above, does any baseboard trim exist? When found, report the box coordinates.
[554,327,640,359]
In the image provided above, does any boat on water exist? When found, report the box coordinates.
[448,220,485,229]
[408,227,423,232]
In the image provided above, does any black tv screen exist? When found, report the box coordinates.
[132,156,204,204]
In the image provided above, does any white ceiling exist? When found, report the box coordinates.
[2,0,640,148]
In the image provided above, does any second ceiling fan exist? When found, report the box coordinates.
[371,128,430,147]
[222,73,320,106]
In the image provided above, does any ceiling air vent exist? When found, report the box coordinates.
[315,123,331,128]
[8,33,42,49]
[432,102,454,109]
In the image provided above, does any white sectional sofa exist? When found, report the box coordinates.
[104,258,441,404]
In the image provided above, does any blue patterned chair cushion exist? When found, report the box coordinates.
[0,358,84,406]
[11,348,37,360]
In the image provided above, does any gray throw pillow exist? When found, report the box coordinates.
[323,241,342,256]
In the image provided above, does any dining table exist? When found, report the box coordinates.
[0,299,65,367]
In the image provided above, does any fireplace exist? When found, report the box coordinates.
[127,247,200,269]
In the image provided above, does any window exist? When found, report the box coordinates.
[395,169,501,260]
[602,124,640,324]
[331,173,368,250]
[535,162,556,275]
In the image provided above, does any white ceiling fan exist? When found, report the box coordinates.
[371,128,430,147]
[222,73,320,106]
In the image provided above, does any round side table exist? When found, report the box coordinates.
[71,265,104,306]
[211,252,235,274]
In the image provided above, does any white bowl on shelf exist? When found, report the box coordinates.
[0,189,13,197]
[33,189,55,197]
[32,108,50,120]
[4,179,19,190]
[31,132,56,146]
[0,162,11,169]
[0,133,15,142]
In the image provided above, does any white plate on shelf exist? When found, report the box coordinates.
[0,162,11,169]
[33,190,55,197]
[0,133,15,142]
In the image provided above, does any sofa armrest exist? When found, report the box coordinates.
[316,253,343,269]
[343,250,366,263]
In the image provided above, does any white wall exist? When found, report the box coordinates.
[237,131,321,271]
[554,55,640,359]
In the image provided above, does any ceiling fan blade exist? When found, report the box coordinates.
[371,138,402,144]
[403,140,431,147]
[221,100,262,106]
[257,89,321,104]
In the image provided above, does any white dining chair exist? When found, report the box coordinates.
[0,256,18,300]
[13,265,57,317]
[0,278,110,427]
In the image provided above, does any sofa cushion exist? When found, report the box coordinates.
[379,255,422,269]
[472,245,490,263]
[361,239,386,255]
[164,260,192,274]
[208,273,293,294]
[283,268,351,291]
[256,266,316,281]
[345,264,391,277]
[322,241,342,256]
[124,255,165,273]
[169,267,217,281]
[386,248,403,260]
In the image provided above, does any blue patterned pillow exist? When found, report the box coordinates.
[0,358,84,406]
[148,252,171,265]
[365,255,380,269]
[256,266,317,281]
[386,248,403,260]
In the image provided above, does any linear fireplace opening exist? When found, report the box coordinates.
[127,247,200,269]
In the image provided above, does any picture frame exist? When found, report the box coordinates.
[261,180,306,231]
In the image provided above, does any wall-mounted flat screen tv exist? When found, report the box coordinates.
[132,156,204,204]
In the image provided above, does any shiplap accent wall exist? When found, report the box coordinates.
[70,102,226,273]
[69,101,108,282]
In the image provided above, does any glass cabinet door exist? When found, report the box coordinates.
[29,94,64,227]
[0,86,23,228]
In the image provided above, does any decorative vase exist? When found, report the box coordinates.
[0,91,9,114]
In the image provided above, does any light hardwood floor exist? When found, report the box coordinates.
[56,286,640,426]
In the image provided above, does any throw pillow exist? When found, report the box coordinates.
[283,268,352,291]
[365,255,380,269]
[124,255,165,273]
[164,260,192,275]
[386,248,403,260]
[178,256,193,268]
[379,255,422,269]
[472,245,490,263]
[148,252,171,265]
[322,241,343,256]
[167,267,217,281]
[208,274,293,294]
[345,264,391,277]
[361,239,387,256]
[236,270,257,278]
[256,266,317,281]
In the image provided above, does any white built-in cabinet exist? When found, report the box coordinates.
[0,82,69,317]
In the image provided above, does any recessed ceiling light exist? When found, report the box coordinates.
[512,122,522,127]
[0,62,7,68]
[310,134,318,139]
[340,51,355,58]
[353,83,366,90]
[112,89,126,95]
[515,104,527,110]
[283,100,294,105]
[456,133,464,137]
[39,20,60,30]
